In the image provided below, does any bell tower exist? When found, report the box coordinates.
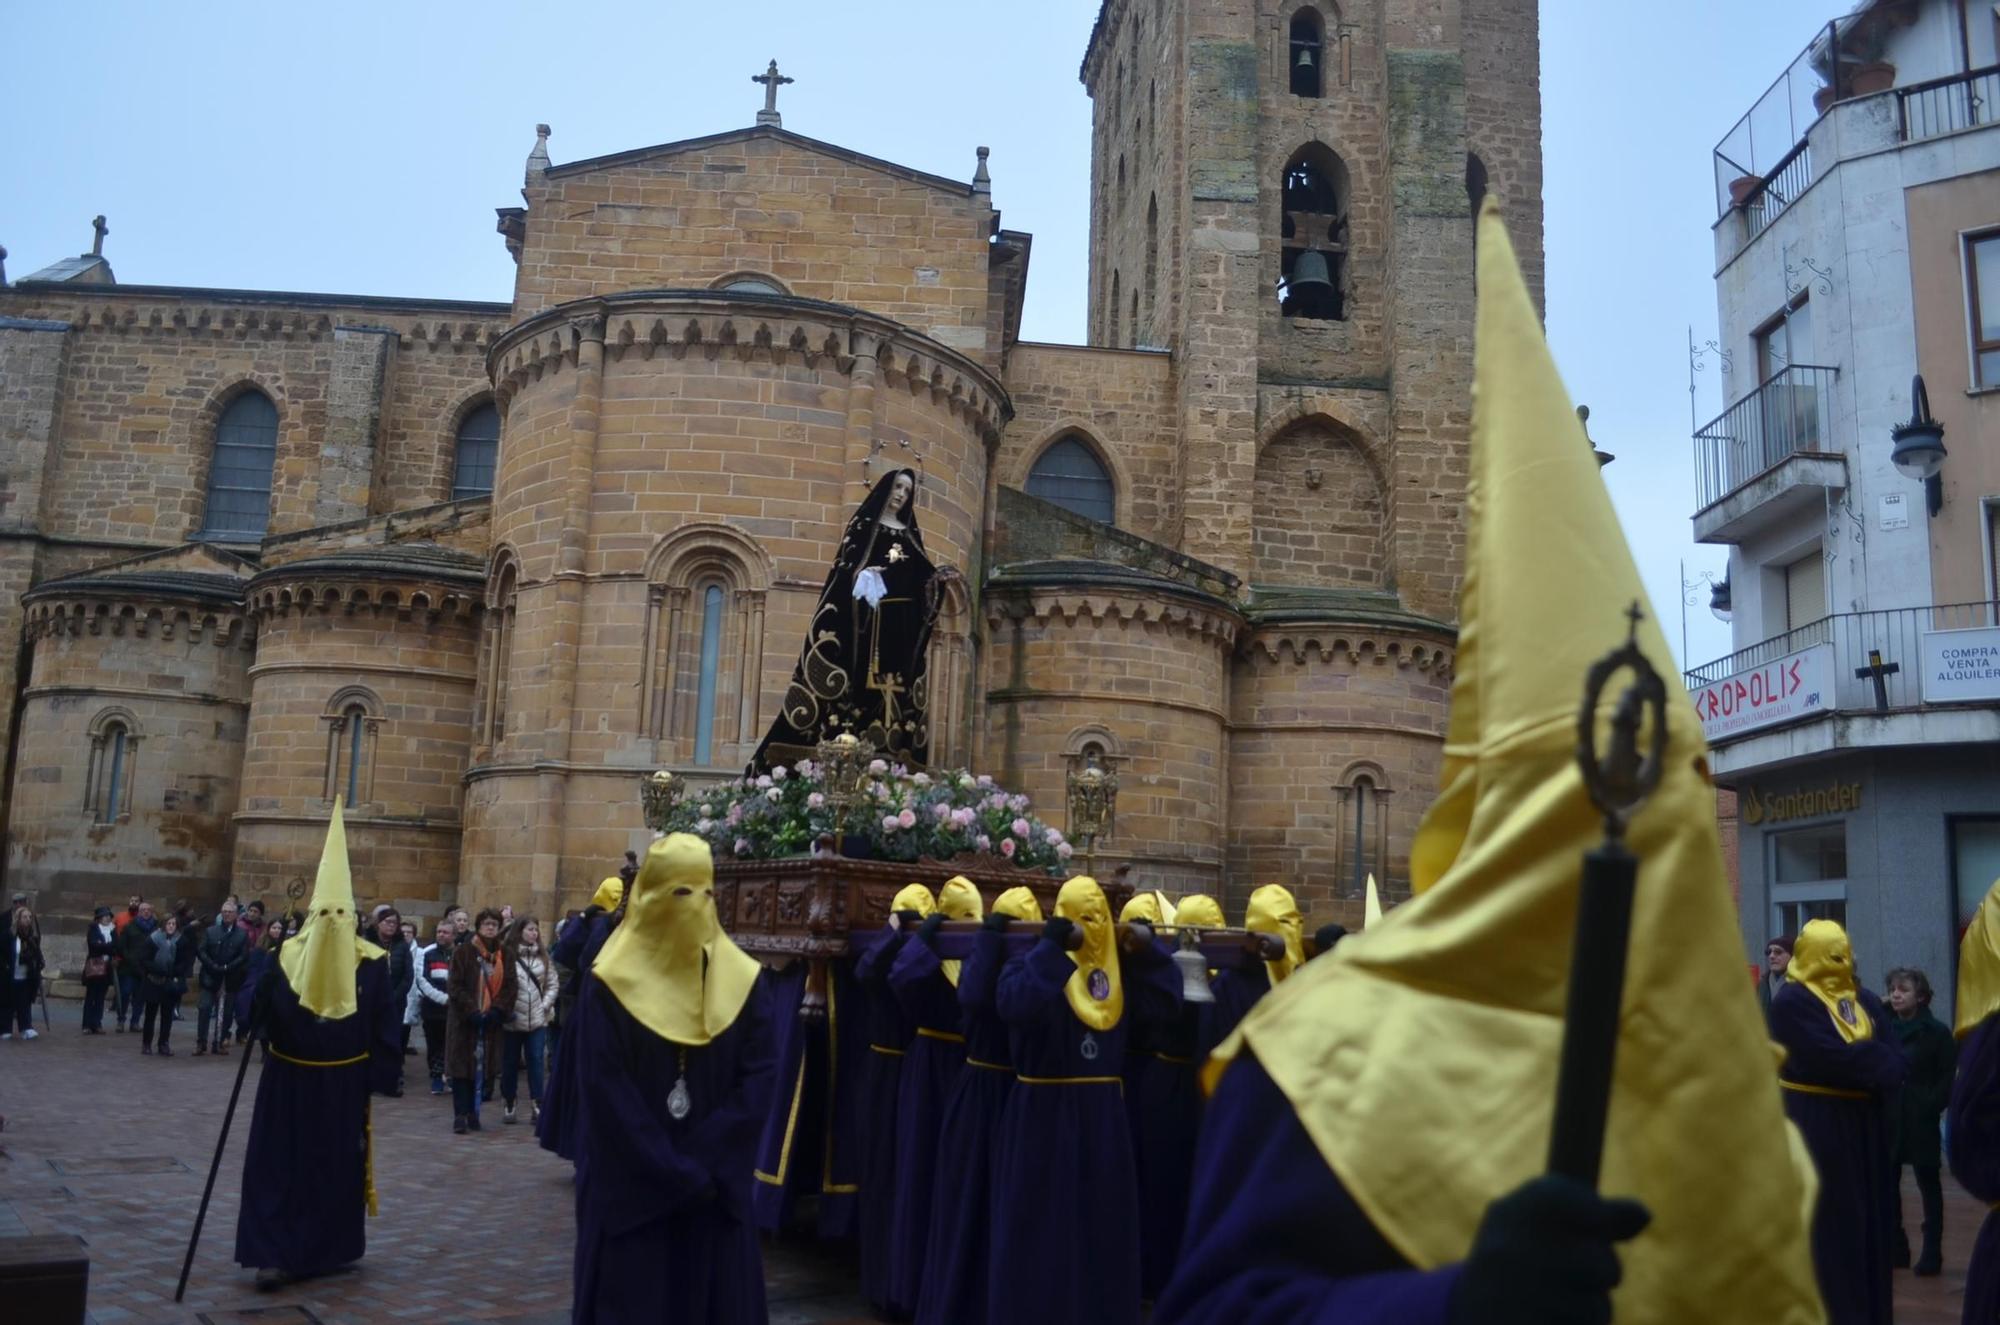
[1079,0,1543,619]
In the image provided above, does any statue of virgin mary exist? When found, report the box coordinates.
[749,468,948,773]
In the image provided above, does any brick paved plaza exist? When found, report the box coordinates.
[0,997,1981,1323]
[0,999,868,1324]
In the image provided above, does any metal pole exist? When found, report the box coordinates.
[174,1005,260,1302]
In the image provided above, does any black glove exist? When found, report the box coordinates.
[982,912,1014,932]
[918,912,946,941]
[895,909,923,926]
[1042,916,1076,947]
[1448,1175,1651,1325]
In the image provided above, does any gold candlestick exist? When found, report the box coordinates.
[1064,750,1119,877]
[639,768,683,833]
[815,731,875,856]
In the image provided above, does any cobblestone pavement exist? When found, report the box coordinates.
[0,999,869,1324]
[0,1000,1981,1322]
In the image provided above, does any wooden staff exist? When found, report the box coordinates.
[175,993,261,1301]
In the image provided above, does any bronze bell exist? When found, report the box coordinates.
[1172,928,1215,1005]
[1288,248,1336,297]
[1295,45,1315,71]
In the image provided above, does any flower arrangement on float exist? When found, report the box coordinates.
[655,760,1075,875]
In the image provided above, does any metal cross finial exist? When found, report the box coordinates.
[1853,649,1900,713]
[90,215,108,257]
[753,60,795,127]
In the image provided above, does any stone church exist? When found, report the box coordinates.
[0,0,1541,938]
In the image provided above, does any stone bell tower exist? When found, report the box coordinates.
[1080,0,1542,618]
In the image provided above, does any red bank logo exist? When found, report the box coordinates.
[1691,644,1833,741]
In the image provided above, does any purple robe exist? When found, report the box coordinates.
[1155,1049,1463,1323]
[1134,998,1212,1300]
[1949,1016,2000,1325]
[749,961,812,1230]
[988,936,1180,1325]
[1206,963,1272,1051]
[914,925,1017,1325]
[1770,984,1906,1325]
[569,970,778,1325]
[234,955,401,1277]
[857,927,916,1318]
[887,933,966,1314]
[538,912,617,1161]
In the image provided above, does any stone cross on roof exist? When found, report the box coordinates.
[90,215,108,257]
[753,60,794,128]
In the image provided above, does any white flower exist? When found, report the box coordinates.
[772,765,789,782]
[698,803,713,817]
[734,837,751,856]
[1045,829,1064,846]
[755,774,774,790]
[882,814,902,833]
[807,792,826,810]
[868,759,888,775]
[912,771,931,787]
[765,787,782,803]
[1057,842,1074,859]
[696,818,713,834]
[959,773,976,789]
[976,834,991,851]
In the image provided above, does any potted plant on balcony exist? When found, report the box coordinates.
[1729,174,1765,208]
[1851,61,1897,95]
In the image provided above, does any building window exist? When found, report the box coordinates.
[1783,550,1825,633]
[452,402,500,500]
[1349,775,1376,893]
[1954,817,2000,934]
[1027,436,1116,524]
[720,276,786,294]
[85,718,134,823]
[1774,894,1847,936]
[1279,144,1349,321]
[198,389,279,540]
[693,584,726,766]
[1110,271,1123,346]
[1967,231,2000,388]
[1773,822,1847,884]
[1290,8,1325,98]
[1754,297,1814,381]
[323,693,379,806]
[1117,154,1127,209]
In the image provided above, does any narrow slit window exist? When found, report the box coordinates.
[100,726,127,824]
[694,585,725,765]
[452,402,501,500]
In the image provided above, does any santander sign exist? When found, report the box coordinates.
[1689,643,1834,742]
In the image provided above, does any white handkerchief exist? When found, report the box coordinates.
[853,566,888,607]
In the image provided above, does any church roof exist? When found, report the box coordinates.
[545,124,979,200]
[23,568,248,606]
[20,254,115,285]
[248,542,485,588]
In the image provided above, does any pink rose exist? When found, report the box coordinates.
[976,775,994,789]
[1057,842,1074,859]
[755,774,773,790]
[868,759,888,775]
[1011,817,1031,838]
[955,807,976,828]
[882,814,902,833]
[807,792,825,810]
[898,808,917,830]
[933,802,953,820]
[734,837,751,856]
[976,835,991,851]
[772,765,789,782]
[1000,838,1017,858]
[1045,829,1063,846]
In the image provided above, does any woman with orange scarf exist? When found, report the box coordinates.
[446,907,515,1135]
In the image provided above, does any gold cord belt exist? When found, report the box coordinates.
[869,1044,905,1057]
[1150,1051,1194,1066]
[1780,1079,1869,1101]
[966,1057,1010,1072]
[1017,1074,1123,1087]
[268,1047,370,1068]
[916,1028,966,1043]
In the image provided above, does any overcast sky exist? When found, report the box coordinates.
[3,0,1837,667]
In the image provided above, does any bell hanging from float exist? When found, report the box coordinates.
[1288,248,1336,298]
[1172,930,1215,1005]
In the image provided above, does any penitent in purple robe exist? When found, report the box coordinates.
[539,912,617,1162]
[1949,1017,2000,1325]
[1769,984,1906,1325]
[569,970,778,1325]
[887,932,967,1315]
[1154,1048,1463,1324]
[856,926,916,1317]
[235,956,401,1278]
[749,961,811,1230]
[914,925,1018,1325]
[987,936,1180,1325]
[1206,962,1272,1051]
[1133,996,1213,1301]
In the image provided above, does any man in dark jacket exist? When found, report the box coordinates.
[196,902,250,1056]
[371,905,413,1089]
[116,902,159,1033]
[1887,966,1957,1276]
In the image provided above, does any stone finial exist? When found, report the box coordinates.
[90,215,108,257]
[526,124,553,182]
[972,146,991,197]
[0,245,8,287]
[753,59,794,128]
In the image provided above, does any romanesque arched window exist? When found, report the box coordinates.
[1027,435,1116,525]
[451,402,500,500]
[198,389,279,540]
[1290,8,1326,98]
[641,525,773,769]
[1335,763,1393,896]
[84,709,141,823]
[478,556,519,751]
[324,688,382,807]
[1279,143,1350,322]
[1110,271,1123,346]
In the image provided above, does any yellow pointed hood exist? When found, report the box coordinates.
[1119,890,1176,926]
[1958,876,2000,1037]
[891,882,936,918]
[992,886,1043,924]
[937,876,983,986]
[1787,919,1871,1043]
[1245,884,1304,984]
[591,876,624,912]
[1171,894,1224,929]
[1057,876,1121,1031]
[278,798,384,1020]
[1363,874,1383,929]
[593,833,761,1046]
[1212,197,1823,1322]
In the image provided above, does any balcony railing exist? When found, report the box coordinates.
[1898,64,2000,142]
[1686,601,1998,718]
[1692,364,1839,512]
[1739,138,1813,239]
